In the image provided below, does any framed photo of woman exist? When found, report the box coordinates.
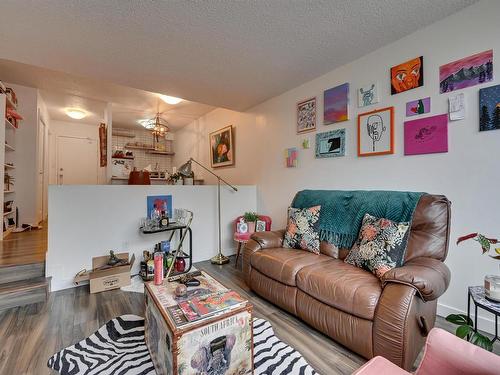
[209,125,234,168]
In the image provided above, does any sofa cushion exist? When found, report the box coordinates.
[283,205,322,254]
[250,248,332,286]
[296,259,382,320]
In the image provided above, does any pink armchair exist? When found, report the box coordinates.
[353,327,500,375]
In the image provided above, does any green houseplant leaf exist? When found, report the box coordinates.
[455,324,473,339]
[445,314,473,326]
[471,332,494,352]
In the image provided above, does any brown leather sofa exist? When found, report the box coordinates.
[243,194,451,370]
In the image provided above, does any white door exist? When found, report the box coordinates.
[36,117,46,223]
[56,136,99,185]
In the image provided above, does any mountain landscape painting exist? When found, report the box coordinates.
[439,50,493,93]
[479,84,500,132]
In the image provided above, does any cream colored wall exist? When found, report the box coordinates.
[173,1,500,332]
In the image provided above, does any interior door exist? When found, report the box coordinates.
[56,136,99,185]
[36,116,46,223]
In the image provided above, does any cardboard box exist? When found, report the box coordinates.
[74,252,135,293]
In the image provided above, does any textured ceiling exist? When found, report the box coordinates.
[0,59,214,129]
[0,0,476,111]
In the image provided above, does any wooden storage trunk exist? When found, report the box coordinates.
[145,280,254,375]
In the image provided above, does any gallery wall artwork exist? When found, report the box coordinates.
[406,97,430,117]
[449,93,465,121]
[391,56,424,95]
[209,125,234,168]
[404,114,448,156]
[324,83,349,124]
[479,84,500,132]
[357,83,379,107]
[315,129,345,158]
[297,97,316,133]
[147,195,173,218]
[439,49,493,93]
[285,147,298,167]
[358,107,394,157]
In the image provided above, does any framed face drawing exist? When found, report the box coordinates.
[358,107,394,157]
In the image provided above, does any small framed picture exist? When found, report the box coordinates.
[297,97,316,134]
[237,220,248,234]
[358,107,394,157]
[255,220,266,232]
[315,129,345,159]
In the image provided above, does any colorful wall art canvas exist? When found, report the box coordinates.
[315,129,345,158]
[406,97,430,117]
[357,83,379,107]
[209,125,234,168]
[358,107,394,157]
[439,50,493,93]
[285,147,298,167]
[324,83,349,124]
[147,195,173,218]
[479,84,500,132]
[391,56,423,95]
[404,114,448,155]
[297,97,316,133]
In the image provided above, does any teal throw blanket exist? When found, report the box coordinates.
[292,190,425,249]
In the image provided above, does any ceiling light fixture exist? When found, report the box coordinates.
[66,109,87,120]
[159,94,183,105]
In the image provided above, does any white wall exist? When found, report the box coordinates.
[174,0,500,332]
[49,120,107,184]
[47,185,257,291]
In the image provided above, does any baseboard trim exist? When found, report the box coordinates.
[437,302,497,335]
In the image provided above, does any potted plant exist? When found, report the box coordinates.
[168,172,183,185]
[445,233,500,351]
[243,212,259,233]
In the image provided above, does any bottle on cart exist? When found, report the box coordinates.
[154,251,164,285]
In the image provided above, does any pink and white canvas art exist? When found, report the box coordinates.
[404,114,448,156]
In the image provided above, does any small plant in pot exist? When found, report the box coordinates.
[243,212,259,233]
[168,172,183,185]
[445,232,500,352]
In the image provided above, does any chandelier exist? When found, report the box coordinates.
[140,112,170,138]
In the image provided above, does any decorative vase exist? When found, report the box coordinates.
[175,179,183,185]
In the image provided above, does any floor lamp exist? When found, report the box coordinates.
[178,158,238,265]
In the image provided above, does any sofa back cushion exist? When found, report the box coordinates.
[405,194,451,262]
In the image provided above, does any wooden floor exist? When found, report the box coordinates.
[0,258,497,375]
[0,223,47,267]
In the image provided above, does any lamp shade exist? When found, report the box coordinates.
[178,159,192,177]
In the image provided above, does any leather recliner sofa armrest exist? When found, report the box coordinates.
[249,229,285,250]
[381,257,451,302]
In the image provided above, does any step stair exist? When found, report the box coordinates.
[0,262,51,311]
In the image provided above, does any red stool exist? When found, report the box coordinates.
[233,215,272,266]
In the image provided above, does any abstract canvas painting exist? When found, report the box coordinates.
[297,97,316,133]
[357,83,379,107]
[358,107,394,157]
[324,83,349,124]
[479,84,500,132]
[209,125,234,168]
[315,129,345,159]
[404,114,448,155]
[391,56,423,95]
[440,50,493,93]
[285,147,298,167]
[406,97,431,117]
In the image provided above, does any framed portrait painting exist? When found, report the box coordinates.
[391,56,423,95]
[297,97,316,133]
[209,125,234,168]
[358,107,394,157]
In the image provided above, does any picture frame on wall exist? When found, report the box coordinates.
[358,107,394,157]
[390,56,423,95]
[315,129,345,158]
[324,83,349,124]
[297,97,316,134]
[255,220,266,232]
[209,125,234,168]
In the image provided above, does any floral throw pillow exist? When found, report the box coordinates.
[344,213,410,278]
[283,205,321,254]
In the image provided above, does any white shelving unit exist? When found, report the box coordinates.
[0,93,17,239]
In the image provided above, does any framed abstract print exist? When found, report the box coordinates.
[315,129,345,158]
[390,56,423,95]
[358,107,394,157]
[297,97,316,133]
[210,125,234,168]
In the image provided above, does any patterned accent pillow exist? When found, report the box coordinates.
[344,213,410,278]
[283,205,321,254]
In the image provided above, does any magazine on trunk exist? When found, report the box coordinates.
[178,290,247,322]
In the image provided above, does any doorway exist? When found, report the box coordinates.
[56,136,99,185]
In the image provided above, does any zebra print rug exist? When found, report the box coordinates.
[47,314,318,375]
